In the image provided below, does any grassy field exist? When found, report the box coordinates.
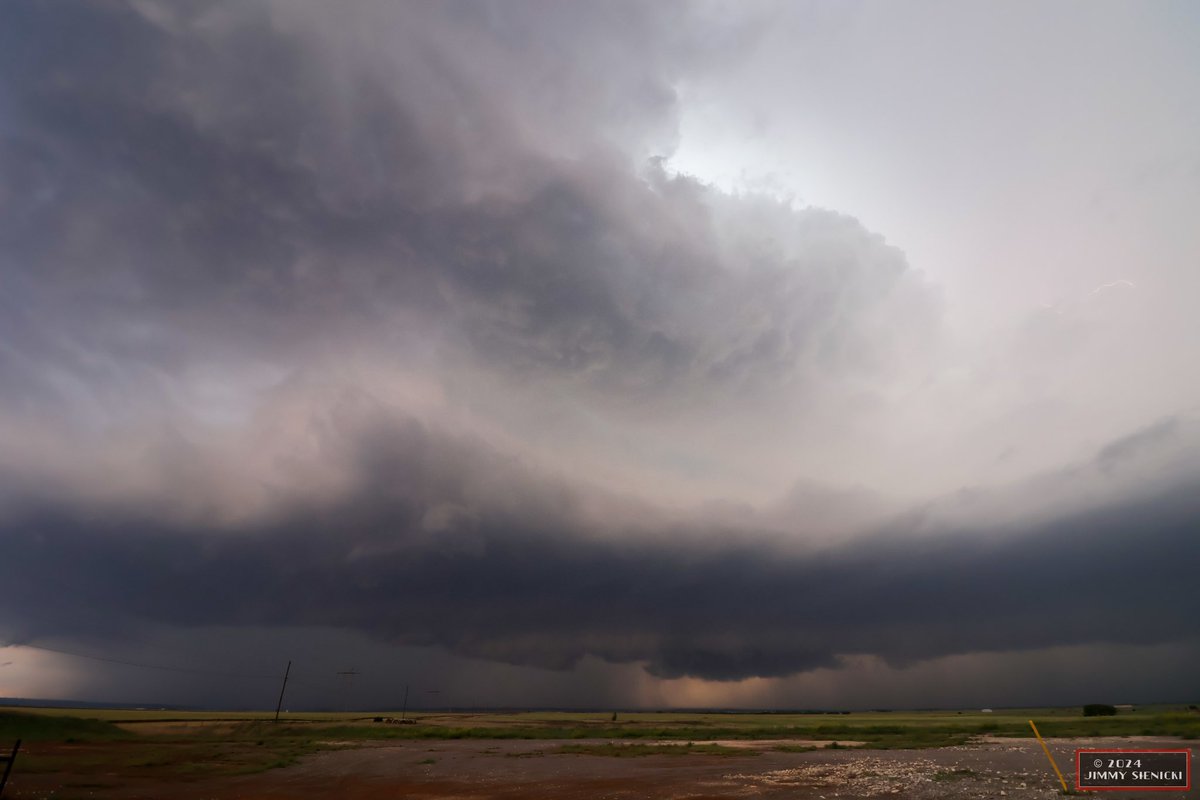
[0,711,320,777]
[2,704,1196,779]
[6,704,1199,742]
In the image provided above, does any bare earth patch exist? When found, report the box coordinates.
[649,738,866,749]
[5,736,1196,799]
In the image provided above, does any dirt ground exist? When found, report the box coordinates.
[5,736,1194,799]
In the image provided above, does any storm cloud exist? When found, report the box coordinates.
[3,408,1198,684]
[2,0,1198,706]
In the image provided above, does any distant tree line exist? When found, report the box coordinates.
[1082,704,1117,717]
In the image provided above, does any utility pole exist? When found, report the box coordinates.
[400,684,409,721]
[274,660,292,723]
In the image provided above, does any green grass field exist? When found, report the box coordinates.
[6,704,1199,744]
[1,704,1196,780]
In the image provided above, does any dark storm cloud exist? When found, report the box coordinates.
[2,414,1197,682]
[6,0,1192,699]
[0,0,930,424]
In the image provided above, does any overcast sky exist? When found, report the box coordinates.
[1,0,1198,710]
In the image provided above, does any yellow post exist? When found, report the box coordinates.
[1030,719,1070,794]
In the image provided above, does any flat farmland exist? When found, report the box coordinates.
[2,706,1197,799]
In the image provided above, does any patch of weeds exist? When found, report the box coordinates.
[0,711,131,743]
[418,757,437,765]
[933,768,978,782]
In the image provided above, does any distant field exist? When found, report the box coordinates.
[6,704,1199,747]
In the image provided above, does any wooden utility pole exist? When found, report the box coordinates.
[274,660,292,723]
